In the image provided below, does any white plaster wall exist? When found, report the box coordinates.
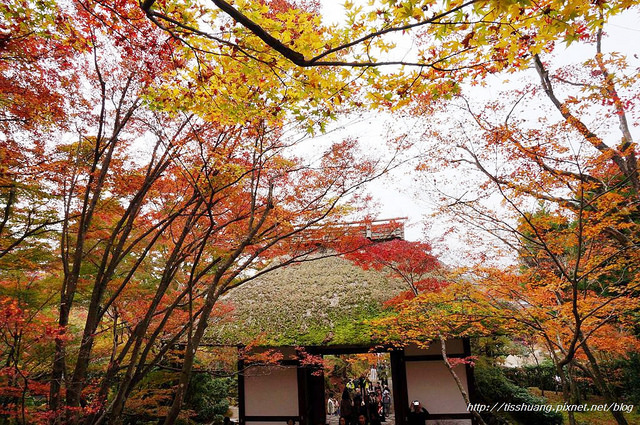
[406,361,468,414]
[245,365,299,416]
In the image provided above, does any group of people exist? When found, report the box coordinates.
[327,380,392,425]
[326,396,429,425]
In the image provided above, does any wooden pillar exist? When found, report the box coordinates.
[308,367,326,425]
[298,367,308,425]
[297,366,326,425]
[238,357,246,425]
[390,350,408,425]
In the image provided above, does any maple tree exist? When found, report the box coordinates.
[412,12,640,425]
[373,280,516,425]
[1,1,387,424]
[135,0,640,113]
[348,239,501,425]
[1,1,81,422]
[346,239,444,299]
[0,0,76,267]
[2,0,640,424]
[144,1,640,422]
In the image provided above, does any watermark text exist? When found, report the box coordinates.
[467,402,634,414]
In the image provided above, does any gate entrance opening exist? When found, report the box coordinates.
[323,352,393,425]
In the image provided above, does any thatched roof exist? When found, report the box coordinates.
[208,255,406,346]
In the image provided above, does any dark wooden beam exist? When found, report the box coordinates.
[297,367,307,425]
[238,358,246,425]
[404,353,468,362]
[390,350,408,425]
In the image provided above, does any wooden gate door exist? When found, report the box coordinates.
[238,358,325,425]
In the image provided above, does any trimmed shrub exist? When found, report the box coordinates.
[475,364,563,425]
[185,374,231,424]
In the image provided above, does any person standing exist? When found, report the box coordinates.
[369,366,377,383]
[328,396,337,417]
[340,388,354,425]
[353,389,364,418]
[379,365,388,388]
[368,406,382,425]
[374,382,382,394]
[408,400,429,425]
[358,376,366,395]
[381,388,391,417]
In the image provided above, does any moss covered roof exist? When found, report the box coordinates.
[208,255,406,346]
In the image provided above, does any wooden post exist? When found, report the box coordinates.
[238,356,245,425]
[298,366,307,425]
[390,350,408,425]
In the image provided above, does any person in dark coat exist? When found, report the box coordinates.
[340,388,354,425]
[408,400,429,425]
[353,389,366,418]
[368,407,382,425]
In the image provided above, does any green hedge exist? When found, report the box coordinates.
[185,374,231,424]
[475,364,563,425]
[502,362,558,393]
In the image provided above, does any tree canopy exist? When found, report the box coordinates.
[1,0,639,424]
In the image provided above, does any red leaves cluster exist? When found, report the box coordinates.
[446,356,477,368]
[345,239,449,305]
[347,239,438,275]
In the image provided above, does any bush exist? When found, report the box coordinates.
[475,364,563,425]
[616,352,640,404]
[504,362,598,402]
[503,362,558,393]
[185,373,231,424]
[122,370,231,425]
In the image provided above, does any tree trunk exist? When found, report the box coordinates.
[580,337,628,425]
[555,363,576,425]
[568,362,581,405]
[49,299,70,418]
[439,336,488,425]
[162,289,221,425]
